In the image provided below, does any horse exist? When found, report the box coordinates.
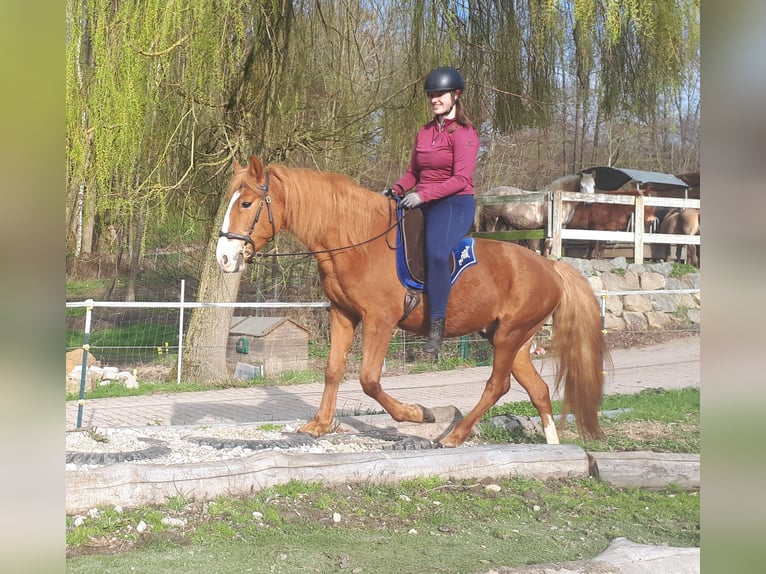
[474,172,596,254]
[216,156,608,447]
[651,208,700,267]
[566,186,659,259]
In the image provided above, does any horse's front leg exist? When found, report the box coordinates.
[358,321,435,425]
[298,306,357,438]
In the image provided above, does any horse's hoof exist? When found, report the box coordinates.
[298,420,337,437]
[436,429,466,448]
[417,405,435,423]
[435,438,458,448]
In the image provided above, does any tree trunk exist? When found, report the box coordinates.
[182,197,242,384]
[125,204,146,302]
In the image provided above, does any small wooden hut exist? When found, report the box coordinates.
[226,316,309,377]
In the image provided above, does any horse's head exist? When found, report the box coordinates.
[579,172,595,194]
[216,155,283,273]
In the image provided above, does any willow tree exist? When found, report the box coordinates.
[66,0,291,380]
[66,0,256,276]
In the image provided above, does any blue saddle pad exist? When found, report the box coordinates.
[394,205,478,290]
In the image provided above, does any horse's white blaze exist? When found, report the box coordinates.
[215,191,246,273]
[543,414,560,444]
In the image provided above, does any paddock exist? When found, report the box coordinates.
[474,167,700,264]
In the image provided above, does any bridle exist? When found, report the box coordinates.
[218,169,411,262]
[217,171,276,263]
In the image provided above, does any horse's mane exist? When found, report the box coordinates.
[267,164,389,249]
[542,174,583,192]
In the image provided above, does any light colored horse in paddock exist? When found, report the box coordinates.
[652,208,700,267]
[475,172,596,254]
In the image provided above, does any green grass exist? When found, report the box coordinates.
[670,262,699,277]
[66,279,115,299]
[480,388,700,453]
[66,476,699,573]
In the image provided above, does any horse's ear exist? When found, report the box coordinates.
[248,155,264,179]
[233,160,242,172]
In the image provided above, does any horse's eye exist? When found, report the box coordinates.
[242,201,252,208]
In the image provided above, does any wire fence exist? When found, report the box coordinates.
[66,280,700,383]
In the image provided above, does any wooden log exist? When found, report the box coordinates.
[588,451,700,490]
[66,443,589,513]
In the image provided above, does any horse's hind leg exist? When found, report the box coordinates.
[439,328,534,447]
[511,342,559,444]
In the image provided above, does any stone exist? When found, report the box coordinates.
[639,271,665,291]
[604,295,623,315]
[117,371,139,389]
[685,308,701,324]
[600,271,627,291]
[591,259,614,273]
[646,311,673,330]
[562,257,593,276]
[622,295,653,313]
[622,311,649,331]
[65,349,100,374]
[650,261,675,276]
[609,256,628,269]
[66,365,102,395]
[604,314,626,331]
[101,366,119,380]
[651,293,679,313]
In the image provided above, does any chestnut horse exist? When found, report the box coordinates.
[567,187,659,259]
[216,156,607,446]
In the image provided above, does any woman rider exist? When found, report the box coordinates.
[384,67,479,358]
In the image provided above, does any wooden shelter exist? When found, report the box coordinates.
[586,166,695,198]
[226,316,309,377]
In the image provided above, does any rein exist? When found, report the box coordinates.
[219,169,409,261]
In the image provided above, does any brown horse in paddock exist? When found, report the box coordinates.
[566,186,659,259]
[652,208,700,267]
[475,172,596,254]
[216,156,608,446]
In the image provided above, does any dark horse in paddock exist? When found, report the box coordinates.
[566,186,659,259]
[216,156,608,446]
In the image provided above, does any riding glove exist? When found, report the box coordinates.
[400,192,423,209]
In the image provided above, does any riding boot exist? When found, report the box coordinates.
[423,317,445,359]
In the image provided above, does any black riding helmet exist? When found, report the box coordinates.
[423,67,465,93]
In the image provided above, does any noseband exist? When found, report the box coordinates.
[217,171,276,262]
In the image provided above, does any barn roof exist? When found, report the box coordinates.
[229,316,308,337]
[585,167,689,191]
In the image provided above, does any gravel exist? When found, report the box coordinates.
[65,421,448,471]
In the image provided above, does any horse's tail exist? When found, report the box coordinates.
[551,261,611,439]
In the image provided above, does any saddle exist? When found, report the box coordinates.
[394,203,478,322]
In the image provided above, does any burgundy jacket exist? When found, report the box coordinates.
[394,118,479,202]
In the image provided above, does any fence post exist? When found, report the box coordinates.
[76,299,94,429]
[177,280,185,384]
[551,189,564,258]
[460,336,468,360]
[633,194,645,264]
